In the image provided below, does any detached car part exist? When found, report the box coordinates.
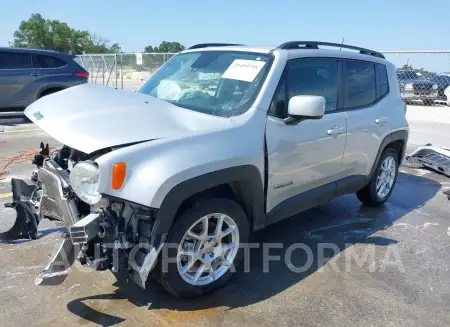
[406,144,450,178]
[0,142,50,241]
[0,179,40,241]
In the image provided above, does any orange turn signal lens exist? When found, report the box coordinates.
[112,162,126,190]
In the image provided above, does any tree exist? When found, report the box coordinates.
[11,13,121,54]
[399,64,413,71]
[397,63,437,78]
[110,43,122,53]
[144,45,154,53]
[143,41,185,53]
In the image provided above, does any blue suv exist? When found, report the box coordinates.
[0,47,88,110]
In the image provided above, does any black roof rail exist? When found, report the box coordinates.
[276,41,385,59]
[188,43,244,50]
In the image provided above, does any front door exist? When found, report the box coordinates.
[265,58,347,221]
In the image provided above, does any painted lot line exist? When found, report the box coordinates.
[1,128,41,134]
[0,193,12,199]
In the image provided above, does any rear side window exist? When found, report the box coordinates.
[35,54,66,68]
[0,52,33,69]
[287,58,339,112]
[343,60,376,108]
[377,64,389,97]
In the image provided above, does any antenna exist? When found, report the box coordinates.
[340,38,344,51]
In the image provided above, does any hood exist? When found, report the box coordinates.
[25,84,231,154]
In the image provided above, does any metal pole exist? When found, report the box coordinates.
[121,53,123,89]
[115,53,118,89]
[102,56,105,85]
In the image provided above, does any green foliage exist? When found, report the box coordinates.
[11,13,121,54]
[143,41,185,53]
[397,63,437,78]
[399,64,413,71]
[144,45,154,53]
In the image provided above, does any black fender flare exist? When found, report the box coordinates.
[153,165,265,238]
[369,129,408,178]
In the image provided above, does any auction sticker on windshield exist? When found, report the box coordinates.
[221,59,266,82]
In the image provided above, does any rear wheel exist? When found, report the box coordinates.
[39,88,63,98]
[357,148,399,206]
[158,198,249,298]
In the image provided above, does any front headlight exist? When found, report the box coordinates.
[432,84,438,90]
[404,83,414,90]
[69,161,102,205]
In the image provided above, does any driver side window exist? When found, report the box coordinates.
[287,58,338,113]
[269,58,339,118]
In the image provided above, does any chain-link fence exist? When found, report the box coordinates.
[75,54,119,88]
[76,50,450,149]
[75,53,176,91]
[381,51,450,149]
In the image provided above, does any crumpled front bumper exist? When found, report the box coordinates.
[34,159,165,289]
[34,159,81,285]
[38,159,79,228]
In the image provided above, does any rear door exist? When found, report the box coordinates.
[0,51,40,108]
[340,60,390,181]
[265,58,347,220]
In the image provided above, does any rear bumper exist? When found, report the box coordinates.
[401,90,438,101]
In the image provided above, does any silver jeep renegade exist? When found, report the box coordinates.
[17,41,408,298]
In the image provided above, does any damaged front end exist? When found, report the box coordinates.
[5,143,165,289]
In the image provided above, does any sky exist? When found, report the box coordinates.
[2,0,450,71]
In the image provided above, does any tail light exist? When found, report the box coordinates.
[74,72,89,78]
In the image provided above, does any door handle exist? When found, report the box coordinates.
[327,127,345,135]
[30,73,39,77]
[375,117,387,124]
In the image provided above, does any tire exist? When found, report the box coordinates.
[356,148,399,206]
[158,198,250,298]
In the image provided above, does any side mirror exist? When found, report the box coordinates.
[284,95,326,125]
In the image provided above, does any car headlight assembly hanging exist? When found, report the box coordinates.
[69,161,102,205]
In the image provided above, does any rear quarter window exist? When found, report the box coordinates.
[377,64,389,98]
[35,54,67,68]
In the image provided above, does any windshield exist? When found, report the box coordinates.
[138,51,271,117]
[397,71,422,80]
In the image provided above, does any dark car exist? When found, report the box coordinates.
[431,75,450,102]
[396,70,438,105]
[0,47,88,110]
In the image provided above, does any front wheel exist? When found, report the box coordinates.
[158,198,250,298]
[357,148,399,206]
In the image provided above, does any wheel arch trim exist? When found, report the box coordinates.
[154,165,265,236]
[370,129,408,178]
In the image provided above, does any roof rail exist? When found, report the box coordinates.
[188,43,244,50]
[276,41,385,59]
